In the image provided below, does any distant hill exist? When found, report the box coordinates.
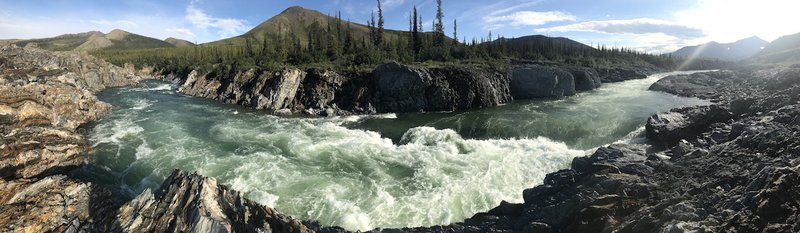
[207,6,419,47]
[747,32,800,65]
[494,35,595,51]
[670,36,767,61]
[165,38,195,47]
[11,29,174,51]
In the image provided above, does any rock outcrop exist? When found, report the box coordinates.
[0,44,142,231]
[649,70,742,99]
[372,62,512,112]
[645,105,734,148]
[116,170,311,233]
[598,67,651,83]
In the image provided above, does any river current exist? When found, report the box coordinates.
[80,71,708,230]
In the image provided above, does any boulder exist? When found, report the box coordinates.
[510,65,576,99]
[373,62,433,112]
[598,67,648,83]
[565,66,602,92]
[649,71,738,99]
[645,105,733,148]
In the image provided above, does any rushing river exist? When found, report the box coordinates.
[80,71,708,231]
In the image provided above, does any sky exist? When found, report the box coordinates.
[1,0,799,53]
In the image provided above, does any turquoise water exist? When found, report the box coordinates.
[82,71,708,230]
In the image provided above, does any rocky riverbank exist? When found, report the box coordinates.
[0,45,315,232]
[404,68,798,232]
[5,43,797,232]
[169,62,655,116]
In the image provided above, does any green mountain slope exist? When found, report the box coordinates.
[11,29,174,51]
[165,38,196,47]
[206,6,410,47]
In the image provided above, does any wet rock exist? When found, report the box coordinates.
[116,170,310,233]
[646,105,733,148]
[373,62,433,112]
[649,71,739,100]
[565,66,602,92]
[510,65,575,98]
[597,67,649,83]
[0,175,116,232]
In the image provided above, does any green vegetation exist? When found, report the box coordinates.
[90,2,724,74]
[12,29,174,51]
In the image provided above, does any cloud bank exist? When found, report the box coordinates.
[537,18,705,39]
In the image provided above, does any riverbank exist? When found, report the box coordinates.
[2,44,797,232]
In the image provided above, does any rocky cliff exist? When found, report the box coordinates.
[169,62,632,115]
[0,45,317,232]
[378,67,800,232]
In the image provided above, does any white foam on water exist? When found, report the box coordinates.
[87,73,716,231]
[129,98,155,110]
[90,117,144,146]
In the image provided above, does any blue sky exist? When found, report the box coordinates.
[1,0,798,53]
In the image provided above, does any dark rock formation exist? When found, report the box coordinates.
[645,105,734,148]
[116,170,311,233]
[169,62,611,115]
[372,62,512,112]
[597,67,650,83]
[566,66,602,92]
[649,71,742,99]
[510,65,576,98]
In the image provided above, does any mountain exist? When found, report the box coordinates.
[670,36,768,61]
[11,29,174,51]
[206,6,413,47]
[495,35,595,51]
[747,32,800,65]
[165,37,195,47]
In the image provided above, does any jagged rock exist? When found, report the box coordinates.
[0,175,117,232]
[597,67,649,83]
[116,170,310,233]
[510,65,576,98]
[646,105,733,148]
[565,66,602,92]
[179,68,307,112]
[373,62,434,112]
[649,71,740,100]
[295,69,346,111]
[372,62,512,113]
[0,45,139,232]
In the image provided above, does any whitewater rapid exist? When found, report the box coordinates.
[84,71,709,231]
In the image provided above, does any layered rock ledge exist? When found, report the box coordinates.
[168,62,654,116]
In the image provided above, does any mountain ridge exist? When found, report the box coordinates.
[10,29,176,51]
[670,36,767,61]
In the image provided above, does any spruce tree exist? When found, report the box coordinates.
[376,0,384,47]
[434,0,445,47]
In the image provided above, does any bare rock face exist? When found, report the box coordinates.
[0,45,140,232]
[0,175,116,232]
[510,65,580,99]
[646,105,734,148]
[179,68,307,112]
[116,170,310,233]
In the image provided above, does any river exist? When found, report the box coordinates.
[78,71,708,231]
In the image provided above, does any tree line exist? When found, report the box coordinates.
[92,0,726,74]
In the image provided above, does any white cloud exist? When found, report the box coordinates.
[168,28,197,39]
[381,0,405,8]
[484,11,576,30]
[185,2,249,38]
[537,18,705,39]
[675,0,800,42]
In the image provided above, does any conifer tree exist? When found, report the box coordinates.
[434,0,445,47]
[376,0,384,47]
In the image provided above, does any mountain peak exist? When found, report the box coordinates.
[282,6,307,14]
[106,29,131,40]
